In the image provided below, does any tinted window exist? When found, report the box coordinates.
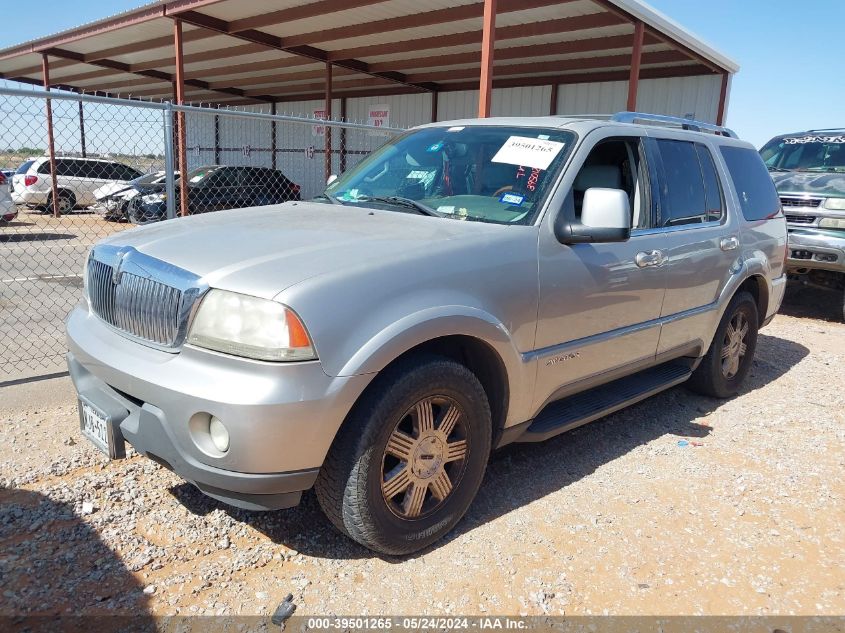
[202,169,238,188]
[721,146,782,221]
[695,144,724,222]
[16,160,35,174]
[112,163,142,181]
[55,159,83,177]
[656,139,708,226]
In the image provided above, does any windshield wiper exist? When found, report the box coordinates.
[357,195,444,217]
[767,166,792,172]
[312,193,341,205]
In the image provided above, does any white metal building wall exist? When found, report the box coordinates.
[436,75,722,124]
[555,74,724,123]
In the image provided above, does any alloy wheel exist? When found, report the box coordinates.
[381,396,469,519]
[721,310,749,379]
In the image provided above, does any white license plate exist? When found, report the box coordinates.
[79,399,114,458]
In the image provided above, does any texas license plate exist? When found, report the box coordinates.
[79,398,115,458]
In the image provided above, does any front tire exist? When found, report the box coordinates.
[315,355,491,555]
[687,291,759,398]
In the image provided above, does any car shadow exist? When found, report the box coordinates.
[0,232,76,243]
[780,284,843,322]
[0,488,155,632]
[169,333,809,562]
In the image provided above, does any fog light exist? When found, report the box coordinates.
[209,416,230,453]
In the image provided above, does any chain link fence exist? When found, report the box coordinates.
[0,86,402,381]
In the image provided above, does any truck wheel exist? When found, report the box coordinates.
[687,291,759,398]
[315,355,491,555]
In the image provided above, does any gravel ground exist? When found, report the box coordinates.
[1,288,844,622]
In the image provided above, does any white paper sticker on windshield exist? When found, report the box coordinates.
[491,136,565,170]
[406,170,431,179]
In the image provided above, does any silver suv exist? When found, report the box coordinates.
[66,113,787,555]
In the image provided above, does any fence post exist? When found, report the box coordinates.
[163,102,177,220]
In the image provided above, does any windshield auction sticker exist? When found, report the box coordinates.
[492,136,565,170]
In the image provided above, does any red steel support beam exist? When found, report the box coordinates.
[41,54,60,218]
[716,72,729,126]
[173,19,190,217]
[626,20,644,111]
[478,0,497,118]
[431,91,438,122]
[549,83,558,115]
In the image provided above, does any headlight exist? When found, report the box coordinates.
[187,289,316,361]
[819,217,845,230]
[823,197,845,210]
[141,193,166,205]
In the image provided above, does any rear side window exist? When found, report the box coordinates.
[656,139,723,226]
[720,146,782,221]
[16,160,35,174]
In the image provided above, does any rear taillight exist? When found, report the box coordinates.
[24,175,37,187]
[0,173,6,185]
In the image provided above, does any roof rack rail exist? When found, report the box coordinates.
[805,128,845,133]
[612,111,738,138]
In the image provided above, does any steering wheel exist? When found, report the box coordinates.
[492,185,513,197]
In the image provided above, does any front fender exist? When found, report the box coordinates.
[337,307,535,427]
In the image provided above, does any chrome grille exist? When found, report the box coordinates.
[780,196,822,208]
[785,214,816,225]
[86,247,203,349]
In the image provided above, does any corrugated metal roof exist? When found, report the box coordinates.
[0,0,738,105]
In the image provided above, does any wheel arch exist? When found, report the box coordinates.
[334,309,530,449]
[737,274,769,327]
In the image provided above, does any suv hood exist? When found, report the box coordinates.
[100,201,504,299]
[771,171,845,198]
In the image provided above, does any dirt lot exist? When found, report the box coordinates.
[1,290,844,622]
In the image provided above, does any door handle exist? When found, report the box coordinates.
[720,236,739,251]
[635,250,667,268]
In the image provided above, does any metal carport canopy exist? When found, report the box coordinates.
[0,0,738,113]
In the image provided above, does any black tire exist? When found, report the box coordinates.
[315,354,491,555]
[47,190,76,214]
[687,291,759,398]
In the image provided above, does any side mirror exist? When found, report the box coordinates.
[326,174,338,186]
[555,187,632,244]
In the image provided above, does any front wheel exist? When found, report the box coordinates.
[687,291,759,398]
[315,355,491,555]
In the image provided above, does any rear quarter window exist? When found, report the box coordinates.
[720,146,781,221]
[16,160,35,174]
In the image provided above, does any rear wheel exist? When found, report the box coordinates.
[687,291,759,398]
[315,355,491,555]
[46,190,76,214]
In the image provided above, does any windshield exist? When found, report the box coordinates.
[323,126,576,224]
[132,172,166,185]
[185,166,220,184]
[760,134,845,172]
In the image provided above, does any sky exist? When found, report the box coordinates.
[1,0,843,149]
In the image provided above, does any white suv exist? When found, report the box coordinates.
[11,157,143,213]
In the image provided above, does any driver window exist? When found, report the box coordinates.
[570,138,650,229]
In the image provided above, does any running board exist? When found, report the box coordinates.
[518,362,693,443]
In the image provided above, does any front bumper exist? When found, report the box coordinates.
[787,229,845,274]
[66,305,372,510]
[129,201,166,224]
